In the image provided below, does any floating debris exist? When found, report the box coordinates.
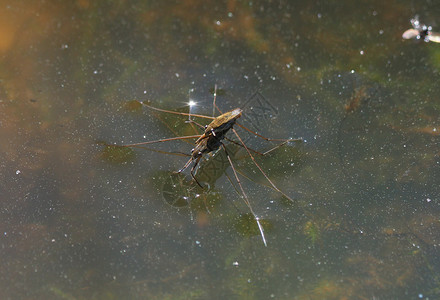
[402,16,440,43]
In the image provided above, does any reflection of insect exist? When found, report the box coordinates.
[119,86,301,246]
[402,16,440,43]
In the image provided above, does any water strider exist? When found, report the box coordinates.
[115,87,301,246]
[402,15,440,43]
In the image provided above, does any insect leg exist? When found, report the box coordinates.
[221,143,267,247]
[142,102,215,120]
[189,156,204,188]
[176,157,194,174]
[120,135,201,147]
[231,128,296,204]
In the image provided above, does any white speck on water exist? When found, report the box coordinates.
[16,170,21,175]
[93,70,98,74]
[175,73,180,78]
[51,239,56,242]
[143,90,147,94]
[232,261,239,266]
[296,66,301,71]
[195,240,201,245]
[379,29,384,34]
[360,50,364,55]
[427,198,432,203]
[215,20,221,26]
[228,12,233,17]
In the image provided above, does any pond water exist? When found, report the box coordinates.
[1,1,440,299]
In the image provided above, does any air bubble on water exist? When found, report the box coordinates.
[16,170,21,175]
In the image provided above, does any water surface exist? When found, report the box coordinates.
[1,1,440,299]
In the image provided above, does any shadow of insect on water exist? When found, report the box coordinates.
[106,85,302,246]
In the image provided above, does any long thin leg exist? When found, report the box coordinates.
[149,109,197,146]
[237,122,302,143]
[185,119,205,130]
[142,102,215,120]
[222,143,267,247]
[189,156,203,188]
[231,128,296,204]
[177,157,194,174]
[175,156,204,188]
[224,136,297,156]
[121,135,201,147]
[120,145,190,157]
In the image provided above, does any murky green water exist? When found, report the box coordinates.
[1,1,440,299]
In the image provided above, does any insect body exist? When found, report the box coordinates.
[186,108,243,185]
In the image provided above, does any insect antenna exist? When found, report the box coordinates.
[212,84,223,116]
